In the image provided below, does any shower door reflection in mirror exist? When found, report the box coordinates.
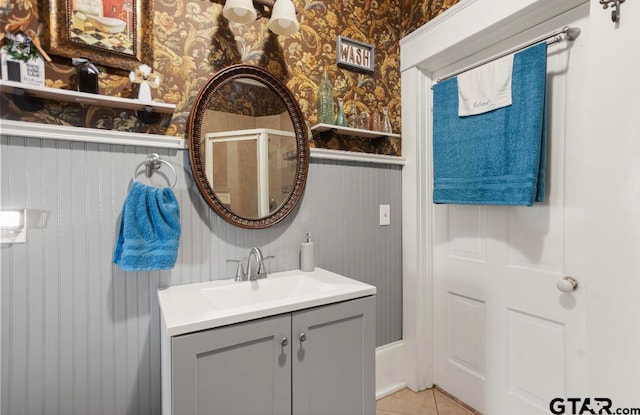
[204,128,296,218]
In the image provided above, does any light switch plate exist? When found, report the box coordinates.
[379,205,390,226]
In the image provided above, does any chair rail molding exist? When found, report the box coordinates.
[310,148,405,166]
[0,119,187,149]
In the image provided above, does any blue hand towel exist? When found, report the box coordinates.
[113,181,181,271]
[432,43,547,206]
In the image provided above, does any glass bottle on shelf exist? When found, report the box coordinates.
[371,109,381,131]
[359,111,370,130]
[317,68,334,124]
[335,97,348,126]
[381,106,392,133]
[348,93,359,128]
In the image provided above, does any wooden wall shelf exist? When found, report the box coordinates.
[310,123,401,140]
[0,79,176,114]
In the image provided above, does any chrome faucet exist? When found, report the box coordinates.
[247,247,267,280]
[227,247,273,281]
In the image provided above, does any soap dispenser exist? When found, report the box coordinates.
[300,232,315,272]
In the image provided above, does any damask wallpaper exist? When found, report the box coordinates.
[0,0,459,156]
[402,0,460,37]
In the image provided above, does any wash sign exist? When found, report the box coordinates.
[336,36,375,73]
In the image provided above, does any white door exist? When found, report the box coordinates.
[432,5,589,415]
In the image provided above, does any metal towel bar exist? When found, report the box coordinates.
[435,26,581,84]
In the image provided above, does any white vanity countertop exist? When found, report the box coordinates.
[158,267,377,336]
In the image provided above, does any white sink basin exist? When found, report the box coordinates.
[200,274,336,310]
[158,268,376,336]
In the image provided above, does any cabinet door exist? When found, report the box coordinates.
[292,296,376,415]
[172,314,291,415]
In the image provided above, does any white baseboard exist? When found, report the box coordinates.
[375,340,407,399]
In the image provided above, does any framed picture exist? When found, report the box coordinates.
[336,36,375,73]
[47,0,152,70]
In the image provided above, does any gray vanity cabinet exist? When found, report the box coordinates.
[167,296,375,415]
[171,314,292,415]
[292,296,376,415]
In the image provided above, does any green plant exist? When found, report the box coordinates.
[3,35,39,63]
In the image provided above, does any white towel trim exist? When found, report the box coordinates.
[457,54,514,116]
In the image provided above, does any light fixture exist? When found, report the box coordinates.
[267,0,299,36]
[0,209,27,244]
[222,0,299,36]
[223,0,258,24]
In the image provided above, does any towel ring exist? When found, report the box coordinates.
[133,153,177,189]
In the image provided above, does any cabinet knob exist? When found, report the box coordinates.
[280,337,289,347]
[299,333,307,342]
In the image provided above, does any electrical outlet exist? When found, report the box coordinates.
[379,205,390,226]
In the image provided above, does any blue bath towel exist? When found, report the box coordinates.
[432,43,547,206]
[113,181,181,271]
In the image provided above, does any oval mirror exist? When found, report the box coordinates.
[187,65,310,229]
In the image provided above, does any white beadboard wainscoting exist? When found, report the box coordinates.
[1,132,403,415]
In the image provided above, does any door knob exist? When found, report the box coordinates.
[556,276,578,293]
[299,333,307,342]
[280,337,289,347]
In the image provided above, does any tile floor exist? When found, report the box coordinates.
[377,387,477,415]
